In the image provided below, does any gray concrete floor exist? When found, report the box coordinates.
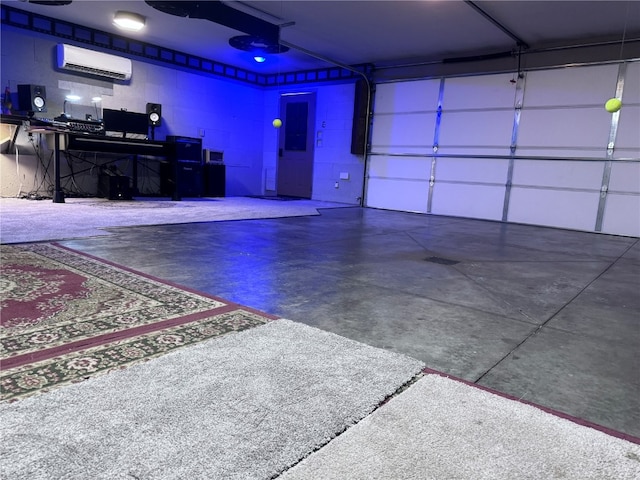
[58,206,640,438]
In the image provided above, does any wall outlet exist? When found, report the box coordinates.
[339,172,350,180]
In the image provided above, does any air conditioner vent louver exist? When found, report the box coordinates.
[57,44,132,81]
[62,63,129,80]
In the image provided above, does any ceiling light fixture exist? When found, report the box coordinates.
[254,56,267,63]
[113,11,146,32]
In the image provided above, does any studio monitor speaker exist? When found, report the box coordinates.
[146,103,162,126]
[17,84,47,113]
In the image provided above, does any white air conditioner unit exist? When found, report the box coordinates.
[56,44,132,81]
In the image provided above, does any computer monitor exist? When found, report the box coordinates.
[102,108,148,136]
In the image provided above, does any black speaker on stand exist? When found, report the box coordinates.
[17,84,47,116]
[146,103,162,140]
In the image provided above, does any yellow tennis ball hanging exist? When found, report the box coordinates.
[272,118,282,128]
[605,98,622,113]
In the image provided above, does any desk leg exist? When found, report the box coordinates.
[52,133,65,203]
[132,155,139,195]
[172,158,181,201]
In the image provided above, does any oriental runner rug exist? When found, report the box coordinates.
[0,243,276,402]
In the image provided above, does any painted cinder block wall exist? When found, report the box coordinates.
[0,26,363,202]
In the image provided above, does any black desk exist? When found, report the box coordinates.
[67,133,177,202]
[2,115,185,202]
[64,133,172,157]
[47,131,174,203]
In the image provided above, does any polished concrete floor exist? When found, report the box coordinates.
[58,206,640,438]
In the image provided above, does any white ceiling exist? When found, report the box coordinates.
[5,0,640,74]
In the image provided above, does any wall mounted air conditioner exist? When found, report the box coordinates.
[56,44,132,81]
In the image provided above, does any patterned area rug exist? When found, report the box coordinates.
[0,243,275,402]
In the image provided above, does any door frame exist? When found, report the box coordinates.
[276,90,317,198]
